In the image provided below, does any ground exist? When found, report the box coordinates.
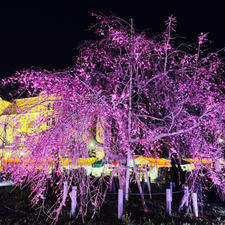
[0,183,225,225]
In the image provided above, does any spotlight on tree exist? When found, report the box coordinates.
[218,137,224,144]
[88,139,96,150]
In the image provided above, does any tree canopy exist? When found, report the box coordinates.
[1,14,225,222]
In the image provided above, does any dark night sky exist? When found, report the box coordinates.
[0,1,224,78]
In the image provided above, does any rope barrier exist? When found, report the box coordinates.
[106,190,183,196]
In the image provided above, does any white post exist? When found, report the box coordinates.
[69,186,77,216]
[170,182,173,202]
[166,188,172,216]
[125,163,130,201]
[184,186,189,207]
[145,166,152,199]
[118,189,123,219]
[0,181,15,187]
[63,181,68,205]
[178,186,189,211]
[192,192,198,217]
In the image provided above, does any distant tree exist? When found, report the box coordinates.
[1,14,225,222]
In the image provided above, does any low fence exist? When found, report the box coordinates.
[67,181,201,220]
[0,178,201,220]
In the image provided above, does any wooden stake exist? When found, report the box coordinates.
[125,163,130,201]
[170,182,173,202]
[166,188,172,216]
[118,189,123,220]
[178,186,189,211]
[69,186,77,216]
[145,166,152,199]
[184,186,189,207]
[63,181,68,205]
[192,193,198,217]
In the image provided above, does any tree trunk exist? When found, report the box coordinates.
[133,159,149,212]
